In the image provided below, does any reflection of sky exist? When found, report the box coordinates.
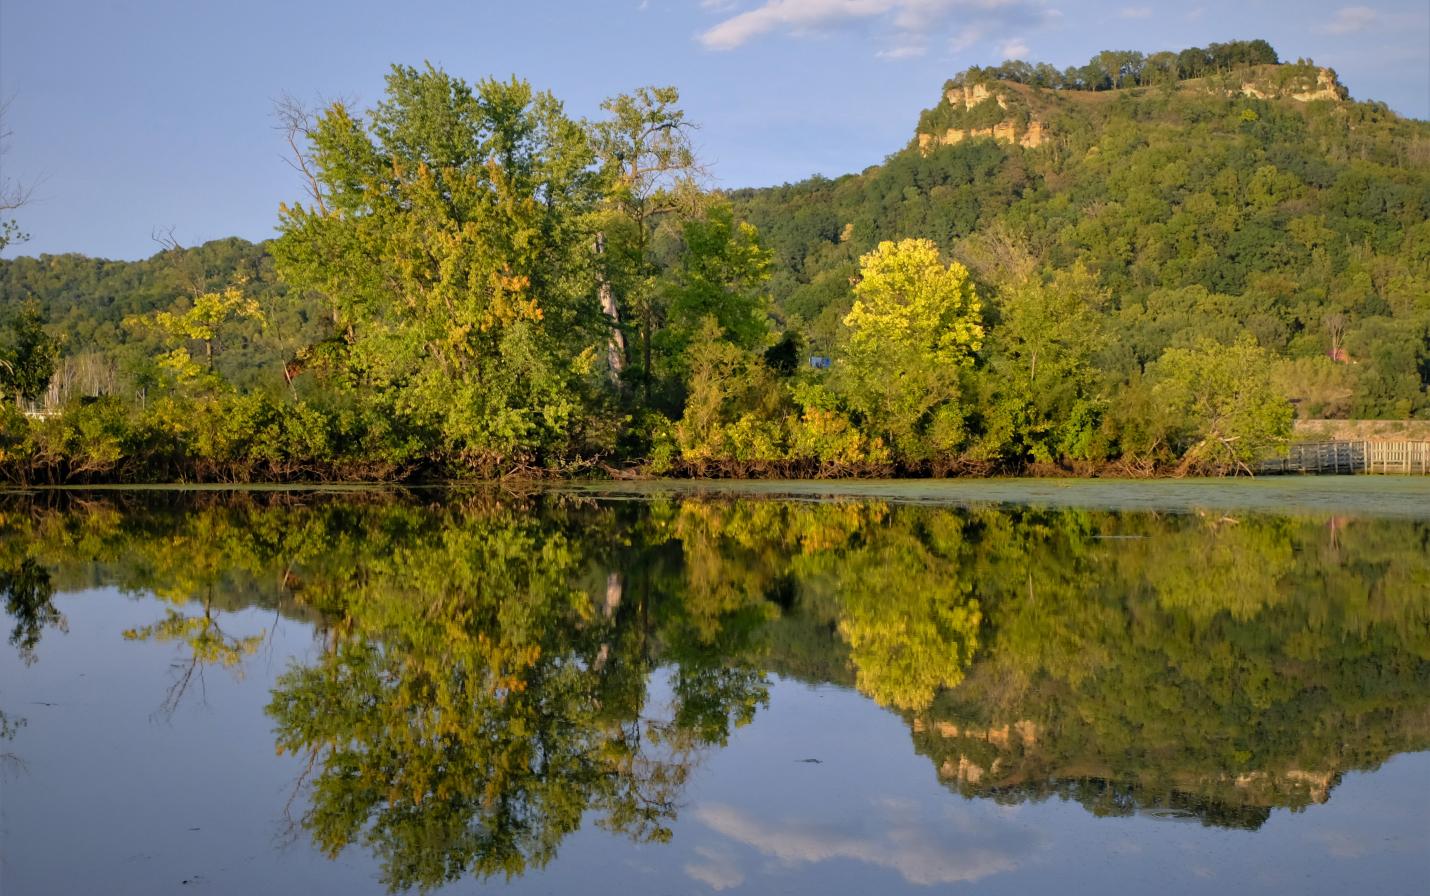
[3,591,1428,895]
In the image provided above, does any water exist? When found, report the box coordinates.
[1,481,1427,894]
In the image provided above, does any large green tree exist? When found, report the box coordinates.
[273,64,609,472]
[589,86,703,404]
[1149,336,1294,474]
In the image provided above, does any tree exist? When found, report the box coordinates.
[273,64,609,472]
[977,263,1109,464]
[127,285,265,387]
[1149,336,1293,474]
[0,300,58,406]
[590,86,703,401]
[833,239,983,465]
[660,202,773,380]
[674,318,788,475]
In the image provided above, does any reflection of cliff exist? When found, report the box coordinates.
[904,608,1430,830]
[908,710,1370,828]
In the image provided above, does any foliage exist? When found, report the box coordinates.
[126,284,265,388]
[0,300,59,403]
[834,239,982,464]
[272,65,612,474]
[1,42,1427,481]
[948,39,1282,93]
[1148,336,1294,473]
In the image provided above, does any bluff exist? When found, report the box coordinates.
[914,63,1349,153]
[731,44,1429,420]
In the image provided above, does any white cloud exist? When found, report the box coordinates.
[697,0,1054,54]
[998,37,1030,58]
[698,0,895,50]
[1321,6,1378,34]
[1118,6,1151,17]
[694,801,1040,886]
[877,43,929,59]
[949,23,990,51]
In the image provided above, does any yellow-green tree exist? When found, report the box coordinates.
[1149,335,1293,474]
[127,284,265,387]
[834,239,983,466]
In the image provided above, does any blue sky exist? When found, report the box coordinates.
[2,0,1426,260]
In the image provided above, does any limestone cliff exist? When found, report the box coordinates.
[916,82,1048,153]
[915,63,1349,156]
[1237,65,1347,102]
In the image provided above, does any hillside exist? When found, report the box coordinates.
[731,52,1430,421]
[0,237,309,398]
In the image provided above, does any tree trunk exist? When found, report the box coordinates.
[642,304,652,404]
[595,232,626,384]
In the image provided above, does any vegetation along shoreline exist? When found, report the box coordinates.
[2,40,1426,485]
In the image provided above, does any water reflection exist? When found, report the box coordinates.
[1,489,1426,891]
[693,800,1040,887]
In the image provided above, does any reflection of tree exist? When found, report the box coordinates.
[2,556,62,664]
[0,490,1426,849]
[824,515,980,711]
[123,593,263,716]
[266,507,771,893]
[0,552,62,763]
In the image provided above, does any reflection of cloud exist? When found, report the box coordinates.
[685,844,745,890]
[1308,829,1375,859]
[694,800,1038,885]
[697,0,1055,55]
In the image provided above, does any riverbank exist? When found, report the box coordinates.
[6,476,1430,520]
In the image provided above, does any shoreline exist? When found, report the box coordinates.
[4,475,1428,519]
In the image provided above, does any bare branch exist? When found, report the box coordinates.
[0,94,35,248]
[273,92,331,214]
[151,225,183,253]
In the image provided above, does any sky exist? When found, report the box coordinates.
[1,0,1426,261]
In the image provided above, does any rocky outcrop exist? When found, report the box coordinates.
[945,82,1006,110]
[919,83,1048,153]
[1018,120,1046,149]
[919,122,1047,152]
[1239,66,1346,103]
[920,120,1046,151]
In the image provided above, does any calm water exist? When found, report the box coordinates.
[1,481,1427,895]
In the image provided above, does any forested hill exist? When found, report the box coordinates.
[731,52,1430,419]
[0,237,302,395]
[0,44,1426,481]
